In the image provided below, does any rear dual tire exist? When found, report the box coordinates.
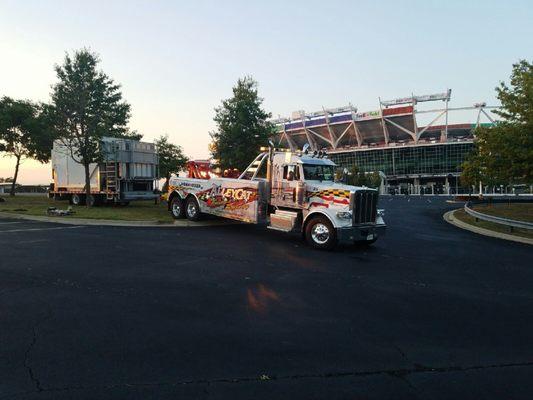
[170,196,202,221]
[70,194,83,206]
[70,194,97,206]
[185,197,201,221]
[170,196,185,219]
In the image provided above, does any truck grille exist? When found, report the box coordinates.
[352,190,378,224]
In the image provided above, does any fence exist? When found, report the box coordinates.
[464,201,533,232]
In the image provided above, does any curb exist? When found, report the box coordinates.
[0,212,238,228]
[443,209,533,245]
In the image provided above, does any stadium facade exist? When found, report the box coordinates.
[274,91,498,195]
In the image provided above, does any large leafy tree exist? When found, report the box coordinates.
[0,97,55,196]
[462,60,533,187]
[50,49,135,206]
[154,135,188,191]
[210,77,274,171]
[336,165,381,188]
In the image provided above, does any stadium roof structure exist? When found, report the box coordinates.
[274,90,499,153]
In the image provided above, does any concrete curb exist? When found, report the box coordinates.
[0,212,238,228]
[443,209,533,245]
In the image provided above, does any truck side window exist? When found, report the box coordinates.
[283,165,299,181]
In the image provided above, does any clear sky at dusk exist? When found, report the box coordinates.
[1,0,532,184]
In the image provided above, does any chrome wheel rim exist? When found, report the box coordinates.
[172,202,181,216]
[187,202,197,218]
[72,195,80,205]
[311,223,330,244]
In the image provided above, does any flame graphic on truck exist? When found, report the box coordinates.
[307,189,350,206]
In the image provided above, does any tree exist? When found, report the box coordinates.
[0,97,55,196]
[462,60,533,187]
[337,165,382,188]
[50,49,133,206]
[366,171,382,189]
[155,135,188,191]
[210,76,274,171]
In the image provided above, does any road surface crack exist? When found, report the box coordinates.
[22,310,52,393]
[2,360,533,398]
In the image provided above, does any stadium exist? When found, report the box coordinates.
[274,90,498,195]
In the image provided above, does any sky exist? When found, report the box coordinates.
[1,0,532,184]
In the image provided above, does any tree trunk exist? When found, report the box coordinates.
[163,174,171,193]
[84,161,92,208]
[10,155,21,196]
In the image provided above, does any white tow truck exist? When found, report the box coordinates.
[167,145,386,249]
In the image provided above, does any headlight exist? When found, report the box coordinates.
[377,209,385,217]
[336,211,352,219]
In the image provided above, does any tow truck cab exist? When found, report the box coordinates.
[264,151,386,249]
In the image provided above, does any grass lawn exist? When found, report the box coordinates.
[454,206,533,240]
[0,195,173,223]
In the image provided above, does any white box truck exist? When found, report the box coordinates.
[49,137,159,205]
[167,146,386,250]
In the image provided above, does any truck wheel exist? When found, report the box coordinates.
[86,195,96,207]
[305,216,336,250]
[185,197,201,221]
[170,196,185,219]
[70,194,84,206]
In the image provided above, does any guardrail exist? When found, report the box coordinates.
[464,202,533,231]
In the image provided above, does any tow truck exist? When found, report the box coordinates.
[167,144,385,250]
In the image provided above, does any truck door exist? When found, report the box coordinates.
[273,164,304,208]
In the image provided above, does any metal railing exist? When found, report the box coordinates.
[464,202,533,231]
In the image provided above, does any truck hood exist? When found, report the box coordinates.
[305,180,374,194]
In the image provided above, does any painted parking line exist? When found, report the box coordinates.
[0,226,85,234]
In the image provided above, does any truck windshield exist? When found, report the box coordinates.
[302,164,335,181]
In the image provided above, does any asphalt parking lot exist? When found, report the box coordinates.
[0,196,532,399]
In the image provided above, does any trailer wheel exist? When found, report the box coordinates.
[70,194,84,206]
[170,196,185,219]
[86,195,96,207]
[305,216,337,250]
[185,197,201,221]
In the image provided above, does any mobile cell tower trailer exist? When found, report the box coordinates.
[49,137,159,205]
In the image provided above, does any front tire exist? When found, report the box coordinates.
[185,197,201,221]
[170,196,185,219]
[305,216,337,250]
